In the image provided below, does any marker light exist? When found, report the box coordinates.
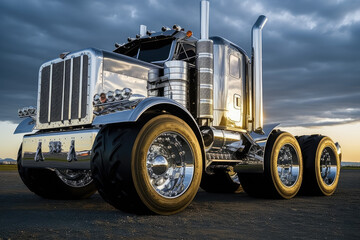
[186,30,193,38]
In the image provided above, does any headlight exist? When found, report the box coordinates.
[106,91,115,102]
[122,88,132,100]
[114,89,122,100]
[93,94,100,105]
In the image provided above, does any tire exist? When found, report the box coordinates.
[17,145,96,199]
[297,135,340,196]
[201,169,243,193]
[91,114,202,215]
[238,131,303,199]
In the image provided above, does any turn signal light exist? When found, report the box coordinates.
[186,30,193,38]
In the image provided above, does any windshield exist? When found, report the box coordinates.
[138,38,173,62]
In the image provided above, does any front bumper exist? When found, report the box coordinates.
[21,129,99,170]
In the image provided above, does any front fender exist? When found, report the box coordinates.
[92,97,192,126]
[14,117,36,134]
[92,97,206,168]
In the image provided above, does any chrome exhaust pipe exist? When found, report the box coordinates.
[200,0,210,40]
[197,0,213,124]
[251,15,267,134]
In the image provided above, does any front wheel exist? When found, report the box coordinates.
[91,114,203,215]
[239,131,303,199]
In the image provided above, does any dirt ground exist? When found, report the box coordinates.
[0,169,359,240]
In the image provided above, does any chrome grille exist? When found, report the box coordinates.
[38,55,89,125]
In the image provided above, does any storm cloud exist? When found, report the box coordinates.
[1,0,359,127]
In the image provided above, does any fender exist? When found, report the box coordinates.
[93,97,196,126]
[14,117,36,134]
[92,97,205,167]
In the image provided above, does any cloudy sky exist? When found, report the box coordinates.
[0,0,359,160]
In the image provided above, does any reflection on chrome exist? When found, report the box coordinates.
[277,144,300,187]
[55,169,93,188]
[146,132,194,198]
[320,147,337,186]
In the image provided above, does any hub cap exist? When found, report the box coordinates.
[55,169,93,188]
[277,144,300,187]
[146,132,194,198]
[320,147,337,186]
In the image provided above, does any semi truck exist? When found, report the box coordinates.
[15,0,341,215]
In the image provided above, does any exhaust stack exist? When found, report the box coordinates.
[200,0,210,39]
[196,0,214,125]
[251,15,267,134]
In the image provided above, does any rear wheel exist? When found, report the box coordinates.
[297,135,340,196]
[239,131,303,199]
[91,114,202,215]
[201,169,243,193]
[17,145,96,199]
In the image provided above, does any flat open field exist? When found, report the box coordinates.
[0,169,359,239]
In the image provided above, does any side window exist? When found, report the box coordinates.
[175,43,196,64]
[229,54,240,78]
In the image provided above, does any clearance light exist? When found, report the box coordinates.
[162,26,171,32]
[186,30,193,38]
[173,24,182,31]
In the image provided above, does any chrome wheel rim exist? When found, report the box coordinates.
[277,144,300,187]
[146,132,194,199]
[320,147,337,186]
[55,169,93,188]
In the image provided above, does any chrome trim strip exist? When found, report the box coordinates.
[200,99,213,104]
[199,68,213,74]
[47,64,53,123]
[198,52,213,58]
[68,58,73,120]
[78,55,83,119]
[61,60,66,121]
[200,83,213,89]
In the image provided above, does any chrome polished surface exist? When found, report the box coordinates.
[36,48,103,130]
[320,147,338,186]
[92,97,195,126]
[277,143,300,187]
[212,38,245,129]
[14,117,36,134]
[251,15,267,134]
[163,60,189,108]
[335,142,342,162]
[55,169,93,188]
[21,129,99,170]
[146,132,195,198]
[200,0,210,40]
[196,40,214,121]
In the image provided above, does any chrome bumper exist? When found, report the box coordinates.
[21,129,99,170]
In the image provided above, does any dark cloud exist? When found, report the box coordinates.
[0,0,359,127]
